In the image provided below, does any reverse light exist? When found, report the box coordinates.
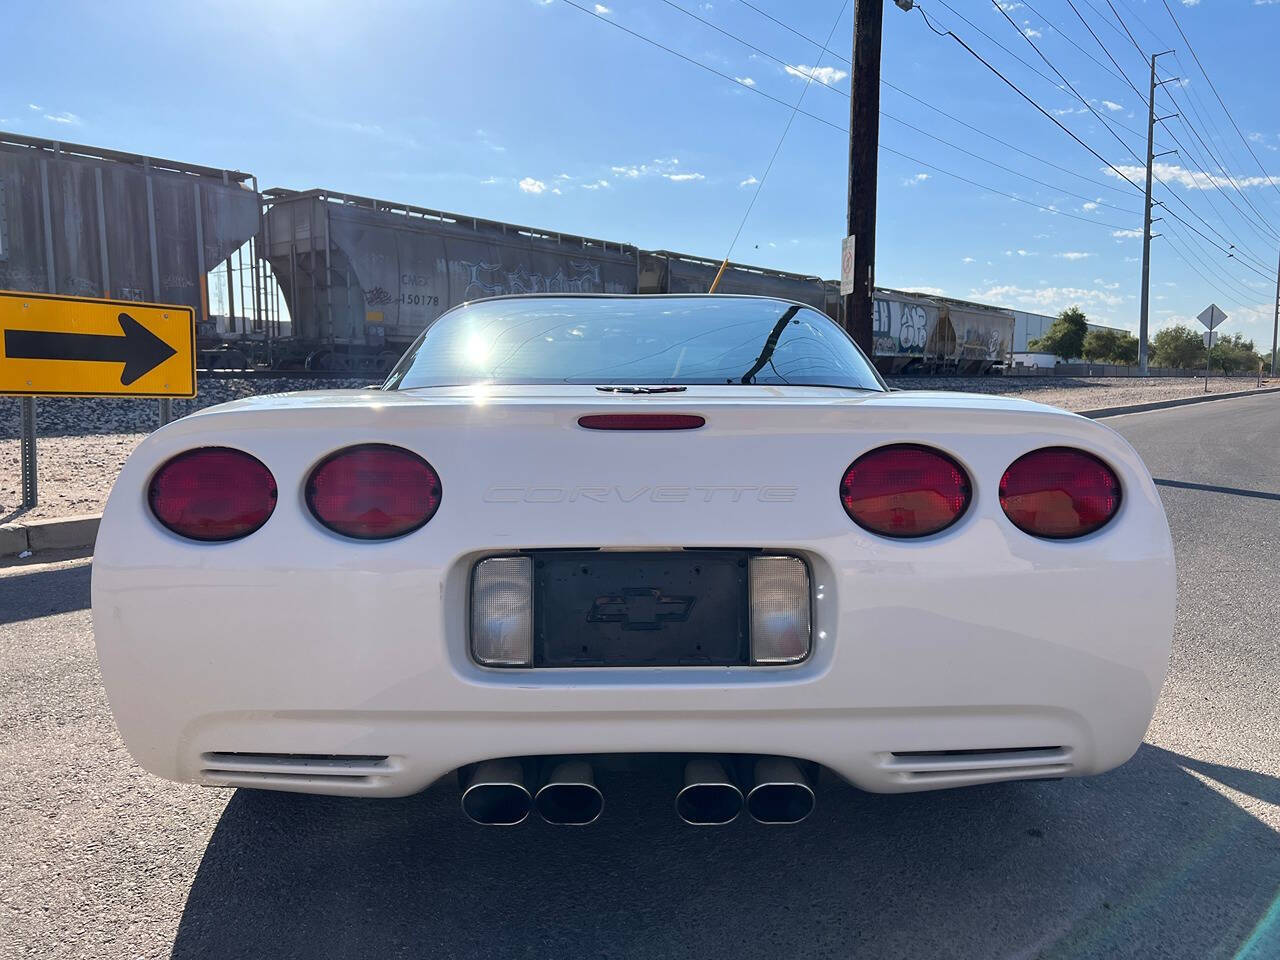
[1000,447,1121,539]
[471,556,534,667]
[305,444,442,540]
[749,555,811,664]
[840,444,972,538]
[148,447,277,542]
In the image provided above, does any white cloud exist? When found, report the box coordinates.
[594,3,611,12]
[961,256,976,263]
[1023,27,1042,38]
[582,179,610,190]
[970,284,1126,309]
[1056,251,1092,260]
[480,176,501,185]
[1100,100,1124,111]
[665,172,705,182]
[1082,201,1099,211]
[1112,228,1143,238]
[43,112,80,125]
[784,64,849,86]
[734,76,756,87]
[28,103,40,111]
[556,172,572,180]
[901,172,930,187]
[611,164,642,178]
[996,2,1024,10]
[518,177,547,194]
[1106,161,1278,191]
[1004,248,1036,257]
[739,176,759,188]
[1182,0,1200,5]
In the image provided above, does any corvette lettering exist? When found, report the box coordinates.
[482,484,798,503]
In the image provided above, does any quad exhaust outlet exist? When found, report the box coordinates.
[745,757,815,825]
[535,760,605,825]
[461,759,534,826]
[462,756,814,826]
[676,758,744,826]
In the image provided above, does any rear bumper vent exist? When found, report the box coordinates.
[200,752,394,788]
[882,746,1073,785]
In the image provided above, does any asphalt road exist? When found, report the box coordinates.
[2,393,1277,960]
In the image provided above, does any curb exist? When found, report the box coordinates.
[0,514,100,562]
[1078,385,1280,419]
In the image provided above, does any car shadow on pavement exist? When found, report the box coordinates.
[169,743,1280,960]
[0,560,90,624]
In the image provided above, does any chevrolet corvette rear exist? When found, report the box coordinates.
[92,295,1175,824]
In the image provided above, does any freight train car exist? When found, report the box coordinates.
[0,132,260,324]
[260,188,638,371]
[261,189,843,373]
[869,288,1014,375]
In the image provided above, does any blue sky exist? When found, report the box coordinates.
[5,0,1279,343]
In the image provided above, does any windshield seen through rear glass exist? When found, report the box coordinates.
[383,296,885,390]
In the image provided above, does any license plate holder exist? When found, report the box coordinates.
[533,551,749,667]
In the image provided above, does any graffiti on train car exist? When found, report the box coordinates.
[872,296,937,358]
[458,260,605,300]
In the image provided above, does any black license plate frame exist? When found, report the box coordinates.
[532,550,749,667]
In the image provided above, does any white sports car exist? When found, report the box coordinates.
[92,294,1175,827]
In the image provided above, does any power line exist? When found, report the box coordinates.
[1020,0,1144,103]
[1058,0,1147,105]
[716,0,851,270]
[983,0,1274,275]
[733,0,853,65]
[557,0,844,132]
[558,0,1131,235]
[655,0,847,104]
[912,4,1147,194]
[916,0,1274,286]
[881,112,1140,214]
[930,0,1160,150]
[1160,0,1280,203]
[881,78,1138,198]
[878,144,1134,231]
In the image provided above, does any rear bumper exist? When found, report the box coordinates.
[93,539,1174,797]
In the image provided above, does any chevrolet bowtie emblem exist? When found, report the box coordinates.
[588,588,695,631]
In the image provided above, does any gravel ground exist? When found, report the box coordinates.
[1,375,1274,525]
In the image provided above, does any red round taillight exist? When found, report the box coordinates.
[1000,447,1121,539]
[840,444,971,538]
[148,447,277,542]
[305,444,442,540]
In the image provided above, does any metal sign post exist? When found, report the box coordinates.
[1197,304,1227,394]
[20,397,37,508]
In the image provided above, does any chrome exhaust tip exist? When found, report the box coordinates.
[745,758,815,825]
[676,758,744,826]
[461,759,533,826]
[535,760,604,826]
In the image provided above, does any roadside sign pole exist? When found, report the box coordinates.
[20,397,38,508]
[1204,335,1211,393]
[158,397,173,426]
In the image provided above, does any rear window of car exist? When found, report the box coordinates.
[383,296,885,391]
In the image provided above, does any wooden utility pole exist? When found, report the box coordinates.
[844,0,884,354]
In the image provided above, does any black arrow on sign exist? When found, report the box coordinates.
[3,312,177,386]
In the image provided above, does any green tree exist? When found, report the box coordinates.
[1150,324,1204,369]
[1029,306,1088,360]
[1082,328,1139,364]
[1211,332,1265,374]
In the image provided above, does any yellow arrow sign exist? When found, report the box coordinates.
[0,290,195,398]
